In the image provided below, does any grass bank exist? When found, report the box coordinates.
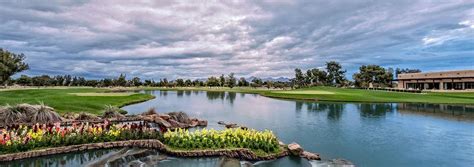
[146,86,474,104]
[0,88,154,114]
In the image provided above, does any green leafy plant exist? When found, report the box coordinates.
[163,128,280,153]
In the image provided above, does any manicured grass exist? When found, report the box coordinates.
[69,92,136,96]
[262,87,474,104]
[147,86,474,104]
[0,88,154,115]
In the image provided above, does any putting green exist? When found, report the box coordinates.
[274,90,335,95]
[69,93,135,97]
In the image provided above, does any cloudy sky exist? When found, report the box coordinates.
[1,0,474,80]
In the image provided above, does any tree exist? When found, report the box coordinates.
[238,77,249,87]
[176,78,185,87]
[131,77,141,87]
[353,65,394,88]
[265,81,273,89]
[251,77,263,88]
[219,74,226,87]
[395,68,421,78]
[311,68,327,86]
[15,75,32,86]
[0,48,29,86]
[326,61,346,86]
[31,75,53,86]
[294,68,305,88]
[101,78,113,87]
[184,79,192,87]
[227,73,236,88]
[206,76,220,87]
[114,74,127,87]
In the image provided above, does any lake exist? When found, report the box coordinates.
[4,90,474,167]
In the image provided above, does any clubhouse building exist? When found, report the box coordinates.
[397,70,474,91]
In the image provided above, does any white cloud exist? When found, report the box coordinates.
[0,0,473,79]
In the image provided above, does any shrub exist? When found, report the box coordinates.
[103,105,125,119]
[142,108,157,116]
[163,128,280,153]
[0,105,27,126]
[30,103,63,124]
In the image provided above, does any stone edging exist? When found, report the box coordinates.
[0,139,288,162]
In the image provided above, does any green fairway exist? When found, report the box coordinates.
[0,88,154,114]
[148,86,474,104]
[262,87,474,104]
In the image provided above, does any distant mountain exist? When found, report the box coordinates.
[247,76,291,82]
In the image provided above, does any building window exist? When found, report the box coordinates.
[466,82,474,89]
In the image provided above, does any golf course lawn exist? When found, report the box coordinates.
[262,87,474,104]
[151,86,474,104]
[0,88,154,115]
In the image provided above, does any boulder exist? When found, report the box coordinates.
[301,151,320,160]
[189,120,199,127]
[198,120,208,126]
[168,111,191,124]
[158,113,171,120]
[287,143,304,156]
[153,116,172,128]
[218,121,226,125]
[168,119,189,128]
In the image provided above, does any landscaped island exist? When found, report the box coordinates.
[0,102,315,162]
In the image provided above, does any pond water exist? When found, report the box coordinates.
[4,90,474,167]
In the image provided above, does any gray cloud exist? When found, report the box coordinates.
[1,0,473,80]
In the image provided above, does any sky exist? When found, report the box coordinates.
[1,0,474,80]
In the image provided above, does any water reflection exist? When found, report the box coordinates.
[397,103,474,121]
[295,102,345,120]
[2,149,117,167]
[358,103,395,118]
[205,91,236,105]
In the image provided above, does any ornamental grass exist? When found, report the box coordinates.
[0,121,162,154]
[163,128,280,153]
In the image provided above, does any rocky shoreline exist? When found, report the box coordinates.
[0,139,289,162]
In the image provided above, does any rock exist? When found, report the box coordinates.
[168,119,188,128]
[190,120,199,127]
[198,120,208,126]
[168,111,191,124]
[153,116,172,128]
[288,143,304,156]
[158,113,171,120]
[225,124,239,129]
[301,151,320,160]
[218,121,226,125]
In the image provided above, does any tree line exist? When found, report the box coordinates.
[293,62,421,88]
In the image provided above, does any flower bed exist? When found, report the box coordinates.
[0,121,162,154]
[163,128,281,154]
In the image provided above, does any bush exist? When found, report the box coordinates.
[163,128,280,153]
